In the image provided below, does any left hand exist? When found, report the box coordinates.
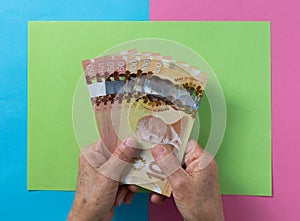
[68,137,138,221]
[150,139,224,221]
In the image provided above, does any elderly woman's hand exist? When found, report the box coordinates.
[150,139,224,221]
[68,138,138,221]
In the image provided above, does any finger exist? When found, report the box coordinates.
[151,145,191,191]
[124,191,135,204]
[150,193,167,204]
[99,137,137,181]
[80,140,108,168]
[115,186,129,206]
[185,139,201,154]
[93,140,112,159]
[186,158,201,174]
[115,184,138,206]
[197,151,215,171]
[185,139,215,171]
[128,185,139,193]
[184,139,204,166]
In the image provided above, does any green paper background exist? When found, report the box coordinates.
[28,21,271,195]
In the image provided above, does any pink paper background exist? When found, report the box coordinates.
[150,0,300,220]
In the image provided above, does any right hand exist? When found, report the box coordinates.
[151,139,224,221]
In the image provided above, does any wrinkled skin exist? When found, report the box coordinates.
[150,139,224,221]
[68,138,139,221]
[68,138,224,221]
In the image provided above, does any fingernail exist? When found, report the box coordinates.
[124,137,137,148]
[152,145,165,157]
[116,197,123,206]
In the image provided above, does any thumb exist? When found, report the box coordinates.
[151,145,190,191]
[99,137,137,181]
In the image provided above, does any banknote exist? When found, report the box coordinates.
[86,50,160,152]
[84,50,137,150]
[117,92,194,196]
[82,58,106,97]
[82,50,208,196]
[117,60,207,196]
[82,49,137,98]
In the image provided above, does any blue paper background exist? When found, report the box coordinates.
[0,0,149,220]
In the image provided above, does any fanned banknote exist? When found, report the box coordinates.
[82,50,208,196]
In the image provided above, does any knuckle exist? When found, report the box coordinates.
[157,154,179,173]
[114,147,132,162]
[172,177,187,190]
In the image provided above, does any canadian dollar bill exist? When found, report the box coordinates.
[82,50,208,196]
